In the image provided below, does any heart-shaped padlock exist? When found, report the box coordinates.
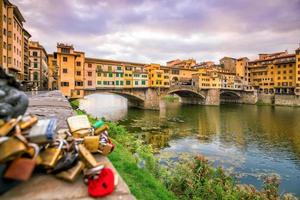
[87,168,114,197]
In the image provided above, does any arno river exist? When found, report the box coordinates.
[79,93,300,196]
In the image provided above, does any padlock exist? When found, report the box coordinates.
[78,144,98,168]
[26,118,57,144]
[25,143,42,165]
[72,129,92,138]
[40,139,65,168]
[50,149,79,174]
[0,116,22,136]
[0,119,4,127]
[67,115,91,134]
[88,168,115,197]
[94,124,109,135]
[99,143,114,156]
[4,143,39,181]
[55,161,85,182]
[84,135,100,153]
[19,115,38,130]
[0,164,20,195]
[0,135,27,163]
[92,120,104,129]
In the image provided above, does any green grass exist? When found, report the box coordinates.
[71,100,177,200]
[108,141,177,200]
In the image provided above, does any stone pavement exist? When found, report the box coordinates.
[0,90,135,200]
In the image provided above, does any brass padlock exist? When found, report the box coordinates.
[0,135,27,163]
[83,135,100,153]
[55,161,85,182]
[19,115,38,130]
[78,144,98,168]
[0,116,22,136]
[72,129,91,138]
[40,140,65,168]
[4,143,39,181]
[98,143,114,156]
[67,115,91,133]
[94,124,109,135]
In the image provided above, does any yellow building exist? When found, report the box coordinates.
[22,28,31,87]
[167,58,196,69]
[236,57,249,85]
[0,0,26,80]
[29,41,48,90]
[51,43,85,98]
[47,54,58,90]
[192,67,244,90]
[296,48,300,95]
[248,50,298,94]
[145,64,168,88]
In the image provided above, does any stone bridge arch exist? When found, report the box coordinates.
[167,86,206,104]
[220,90,241,103]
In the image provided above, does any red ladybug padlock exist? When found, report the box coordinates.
[88,168,115,197]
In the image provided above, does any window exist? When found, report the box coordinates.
[108,73,113,77]
[61,82,69,87]
[116,81,119,85]
[76,71,81,76]
[120,81,124,85]
[61,48,70,54]
[3,56,6,63]
[34,63,38,68]
[75,81,83,86]
[88,72,92,76]
[88,81,92,86]
[97,81,101,85]
[33,51,38,56]
[76,61,81,66]
[63,57,68,62]
[108,66,112,71]
[117,66,122,70]
[33,72,39,81]
[88,63,92,68]
[7,57,11,64]
[77,90,80,95]
[8,17,11,24]
[3,28,6,36]
[63,68,68,73]
[142,80,146,85]
[135,81,138,85]
[3,42,6,49]
[126,80,131,85]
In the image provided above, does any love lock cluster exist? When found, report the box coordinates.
[0,114,116,198]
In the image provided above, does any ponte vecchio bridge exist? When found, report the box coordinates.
[84,85,258,110]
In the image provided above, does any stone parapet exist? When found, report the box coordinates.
[0,90,135,200]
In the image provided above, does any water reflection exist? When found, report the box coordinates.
[81,93,300,196]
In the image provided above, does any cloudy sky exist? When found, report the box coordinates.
[15,0,300,64]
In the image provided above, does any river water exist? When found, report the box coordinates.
[79,93,300,196]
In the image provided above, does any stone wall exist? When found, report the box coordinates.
[1,90,135,200]
[274,95,300,106]
[240,91,258,104]
[257,93,274,105]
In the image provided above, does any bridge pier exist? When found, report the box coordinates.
[142,88,161,110]
[204,89,220,105]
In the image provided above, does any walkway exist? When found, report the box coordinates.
[1,90,135,200]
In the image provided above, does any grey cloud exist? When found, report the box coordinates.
[13,0,300,63]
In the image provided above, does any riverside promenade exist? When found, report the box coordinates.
[1,90,135,200]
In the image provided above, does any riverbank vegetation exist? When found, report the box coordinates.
[70,100,298,200]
